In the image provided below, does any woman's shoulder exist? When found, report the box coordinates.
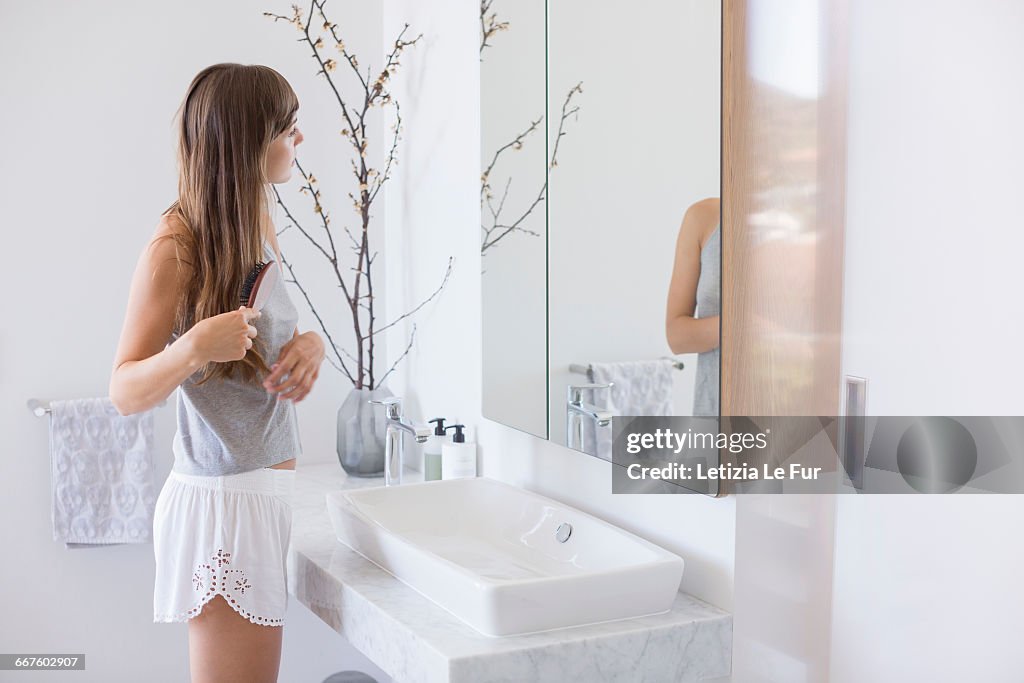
[148,210,195,279]
[677,197,721,248]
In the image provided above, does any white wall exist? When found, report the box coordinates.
[832,1,1024,681]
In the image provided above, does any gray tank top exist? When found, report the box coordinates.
[169,240,303,476]
[693,224,720,417]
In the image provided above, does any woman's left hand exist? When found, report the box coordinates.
[264,332,325,403]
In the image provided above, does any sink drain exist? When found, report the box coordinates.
[555,522,572,543]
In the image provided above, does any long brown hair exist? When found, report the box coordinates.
[160,63,298,387]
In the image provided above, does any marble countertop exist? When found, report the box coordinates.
[286,462,732,683]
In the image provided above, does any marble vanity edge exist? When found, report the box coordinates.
[445,613,732,682]
[291,548,452,683]
[292,547,731,683]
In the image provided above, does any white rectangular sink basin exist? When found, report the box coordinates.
[325,476,684,637]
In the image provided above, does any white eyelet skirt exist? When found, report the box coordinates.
[152,466,296,627]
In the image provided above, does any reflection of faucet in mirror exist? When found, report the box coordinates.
[665,197,721,417]
[566,383,615,454]
[368,397,432,487]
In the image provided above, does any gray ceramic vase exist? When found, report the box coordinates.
[336,385,393,477]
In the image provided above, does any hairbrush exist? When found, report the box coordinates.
[239,257,280,312]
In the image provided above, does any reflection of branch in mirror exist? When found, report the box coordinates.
[263,2,451,391]
[479,0,510,56]
[481,83,583,259]
[479,0,582,264]
[548,83,583,172]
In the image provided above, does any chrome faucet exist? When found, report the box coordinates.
[368,396,432,486]
[566,383,615,455]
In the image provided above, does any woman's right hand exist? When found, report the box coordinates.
[188,306,261,364]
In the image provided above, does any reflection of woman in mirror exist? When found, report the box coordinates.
[665,197,720,417]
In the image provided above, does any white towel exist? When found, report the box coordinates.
[582,360,677,460]
[50,397,157,548]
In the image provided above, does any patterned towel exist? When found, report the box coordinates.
[50,397,157,548]
[583,360,677,460]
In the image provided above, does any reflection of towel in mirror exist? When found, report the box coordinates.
[50,397,157,548]
[693,224,720,417]
[582,360,676,460]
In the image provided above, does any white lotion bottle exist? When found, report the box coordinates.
[441,424,477,479]
[423,417,448,481]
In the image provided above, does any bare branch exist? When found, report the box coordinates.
[548,82,584,171]
[376,324,417,388]
[370,99,402,204]
[277,250,356,385]
[481,116,542,203]
[366,257,453,340]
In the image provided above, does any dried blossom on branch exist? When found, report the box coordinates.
[264,1,452,390]
[480,0,510,54]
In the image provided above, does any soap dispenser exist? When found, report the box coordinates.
[424,417,447,482]
[441,424,477,480]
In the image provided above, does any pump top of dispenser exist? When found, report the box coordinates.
[444,424,466,443]
[429,417,447,436]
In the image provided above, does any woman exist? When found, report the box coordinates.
[108,63,325,683]
[665,197,721,417]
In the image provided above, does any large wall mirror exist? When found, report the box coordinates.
[480,0,549,439]
[482,2,722,482]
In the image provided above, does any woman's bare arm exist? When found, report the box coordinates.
[665,199,720,355]
[108,218,205,416]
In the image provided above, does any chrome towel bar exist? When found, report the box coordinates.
[27,397,168,417]
[568,357,685,376]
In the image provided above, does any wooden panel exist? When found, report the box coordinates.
[723,0,847,418]
[723,1,849,681]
